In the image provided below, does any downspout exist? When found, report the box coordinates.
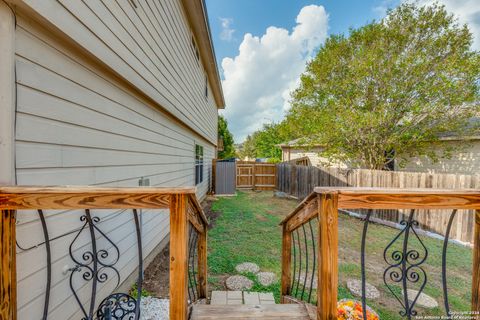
[0,1,15,185]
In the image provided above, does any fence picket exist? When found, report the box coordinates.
[276,163,480,244]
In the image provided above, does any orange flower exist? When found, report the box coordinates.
[337,300,379,320]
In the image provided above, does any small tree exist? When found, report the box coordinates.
[253,122,291,161]
[236,122,293,162]
[217,115,235,159]
[237,135,256,160]
[288,3,480,169]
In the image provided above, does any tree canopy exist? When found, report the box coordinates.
[217,115,235,159]
[283,3,480,169]
[237,122,293,162]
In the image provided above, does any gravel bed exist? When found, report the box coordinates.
[141,296,169,320]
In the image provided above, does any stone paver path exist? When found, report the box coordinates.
[256,272,276,286]
[210,291,275,305]
[403,289,438,309]
[225,275,254,290]
[347,279,380,300]
[235,262,260,274]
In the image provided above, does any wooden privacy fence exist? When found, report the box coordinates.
[235,161,276,190]
[276,163,480,244]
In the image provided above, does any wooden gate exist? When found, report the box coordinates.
[236,161,276,190]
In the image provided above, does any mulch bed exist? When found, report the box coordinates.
[142,196,219,297]
[143,244,170,298]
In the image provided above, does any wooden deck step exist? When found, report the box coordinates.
[190,304,311,320]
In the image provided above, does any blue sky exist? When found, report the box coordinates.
[206,0,399,70]
[205,0,480,142]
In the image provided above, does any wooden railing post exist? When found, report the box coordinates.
[472,210,480,312]
[1,210,16,320]
[317,193,338,320]
[197,230,208,299]
[169,194,189,320]
[281,223,292,302]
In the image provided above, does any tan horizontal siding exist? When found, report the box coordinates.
[18,0,218,143]
[14,11,215,319]
[397,140,480,175]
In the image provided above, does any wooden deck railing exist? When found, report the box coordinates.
[0,186,208,320]
[280,187,480,320]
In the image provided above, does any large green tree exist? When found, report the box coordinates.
[217,115,235,159]
[288,3,480,169]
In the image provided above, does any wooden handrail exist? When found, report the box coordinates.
[281,188,480,226]
[280,187,480,320]
[0,185,208,320]
[0,186,196,210]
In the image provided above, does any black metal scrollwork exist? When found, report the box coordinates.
[382,210,428,319]
[68,209,121,320]
[96,293,137,320]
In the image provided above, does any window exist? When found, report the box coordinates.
[191,36,200,65]
[205,74,208,99]
[195,144,204,185]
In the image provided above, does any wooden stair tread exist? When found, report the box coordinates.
[191,304,311,319]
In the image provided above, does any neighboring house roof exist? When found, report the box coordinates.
[181,0,225,109]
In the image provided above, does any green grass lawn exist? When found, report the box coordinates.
[206,191,473,319]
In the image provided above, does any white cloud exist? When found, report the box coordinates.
[372,0,399,17]
[220,17,235,41]
[221,5,329,141]
[404,0,480,49]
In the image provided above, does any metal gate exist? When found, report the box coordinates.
[214,160,236,195]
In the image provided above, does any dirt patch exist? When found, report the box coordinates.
[202,196,221,229]
[143,244,170,298]
[142,197,218,297]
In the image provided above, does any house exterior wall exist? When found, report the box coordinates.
[11,1,218,318]
[282,146,348,168]
[0,1,15,185]
[15,0,218,144]
[395,140,480,175]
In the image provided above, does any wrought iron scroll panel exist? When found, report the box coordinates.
[360,209,459,319]
[22,209,143,320]
[33,209,144,320]
[290,217,318,304]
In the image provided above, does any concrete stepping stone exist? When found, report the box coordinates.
[297,272,317,289]
[210,291,276,306]
[256,272,277,286]
[210,291,227,305]
[226,291,243,305]
[243,292,260,305]
[403,289,438,309]
[226,275,253,291]
[258,292,275,305]
[235,262,260,274]
[347,279,380,300]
